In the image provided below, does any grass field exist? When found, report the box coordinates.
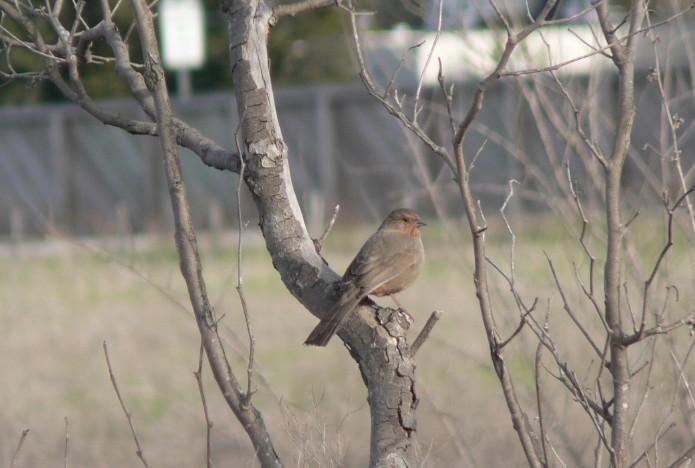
[2,216,694,466]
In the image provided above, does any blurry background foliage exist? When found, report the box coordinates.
[0,0,691,106]
[0,0,424,106]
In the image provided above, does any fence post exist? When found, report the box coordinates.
[49,109,75,233]
[311,88,338,232]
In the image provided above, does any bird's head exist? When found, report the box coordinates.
[383,208,426,236]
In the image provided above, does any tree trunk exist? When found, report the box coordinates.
[220,0,419,465]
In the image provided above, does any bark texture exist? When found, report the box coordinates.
[220,0,419,465]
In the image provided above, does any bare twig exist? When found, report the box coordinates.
[272,0,334,21]
[103,341,150,468]
[235,121,255,403]
[341,0,455,172]
[413,0,442,123]
[500,8,693,79]
[628,335,657,441]
[632,339,695,467]
[484,255,540,349]
[629,423,677,467]
[668,444,695,468]
[63,416,69,468]
[669,340,695,414]
[500,179,519,285]
[194,341,213,468]
[411,310,442,355]
[566,161,599,298]
[454,0,559,147]
[436,58,457,135]
[10,428,30,468]
[550,68,607,166]
[624,185,695,346]
[535,338,550,467]
[384,40,425,100]
[313,204,340,253]
[545,252,603,357]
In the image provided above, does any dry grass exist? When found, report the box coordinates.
[1,216,694,467]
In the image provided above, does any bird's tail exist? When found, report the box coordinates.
[304,293,361,346]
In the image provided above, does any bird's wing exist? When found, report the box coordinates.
[345,230,422,294]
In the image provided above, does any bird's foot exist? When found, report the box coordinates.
[397,307,414,326]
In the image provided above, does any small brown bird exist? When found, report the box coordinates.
[304,208,426,346]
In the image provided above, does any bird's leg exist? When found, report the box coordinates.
[389,294,404,309]
[390,294,414,324]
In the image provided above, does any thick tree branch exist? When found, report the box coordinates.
[0,0,240,173]
[221,0,420,465]
[596,1,646,465]
[128,0,281,465]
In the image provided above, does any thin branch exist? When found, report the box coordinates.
[638,339,695,468]
[271,0,334,21]
[313,204,340,254]
[235,120,255,403]
[624,185,695,345]
[567,27,611,60]
[668,445,695,468]
[572,261,608,331]
[413,0,442,123]
[545,252,603,357]
[624,282,638,332]
[496,311,531,350]
[672,340,695,413]
[553,359,613,437]
[628,335,657,440]
[548,52,607,166]
[341,0,456,172]
[436,57,457,135]
[629,423,677,468]
[535,337,550,467]
[500,179,519,286]
[454,0,558,147]
[194,342,213,468]
[549,442,569,468]
[566,139,598,303]
[411,310,442,356]
[128,0,280,464]
[10,428,30,468]
[484,256,539,350]
[384,40,425,101]
[103,341,150,468]
[63,416,69,468]
[500,24,667,78]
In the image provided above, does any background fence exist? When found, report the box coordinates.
[0,69,692,237]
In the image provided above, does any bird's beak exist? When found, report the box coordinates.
[416,220,427,227]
